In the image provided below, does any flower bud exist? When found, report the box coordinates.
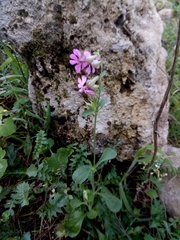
[92,59,101,68]
[86,55,97,63]
[87,76,99,87]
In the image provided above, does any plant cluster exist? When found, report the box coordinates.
[0,3,180,238]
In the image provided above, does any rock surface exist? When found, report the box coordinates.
[159,146,180,218]
[0,0,169,160]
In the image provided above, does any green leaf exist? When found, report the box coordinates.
[0,56,12,71]
[146,189,158,199]
[26,164,38,177]
[82,108,94,117]
[144,234,155,240]
[0,75,22,81]
[72,165,92,184]
[22,232,31,240]
[0,158,7,179]
[135,145,154,159]
[0,147,6,159]
[98,98,108,110]
[23,135,32,156]
[87,209,98,219]
[95,228,108,240]
[11,182,30,207]
[64,211,85,238]
[45,147,71,174]
[0,117,16,137]
[0,147,7,178]
[99,187,122,213]
[70,198,85,209]
[96,148,117,168]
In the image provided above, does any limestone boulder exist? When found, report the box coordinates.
[0,0,169,160]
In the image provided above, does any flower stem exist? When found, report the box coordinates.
[93,62,103,166]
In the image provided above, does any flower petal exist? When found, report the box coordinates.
[70,54,79,60]
[75,64,81,73]
[84,87,95,96]
[81,75,87,85]
[85,65,91,75]
[83,50,91,57]
[73,49,81,58]
[70,60,78,65]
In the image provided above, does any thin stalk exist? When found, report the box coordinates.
[93,109,98,166]
[92,63,103,166]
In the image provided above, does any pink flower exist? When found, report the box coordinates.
[70,49,97,75]
[70,49,88,73]
[78,76,95,96]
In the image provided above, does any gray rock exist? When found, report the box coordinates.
[0,0,169,160]
[159,146,180,218]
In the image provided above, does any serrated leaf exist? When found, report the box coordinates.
[11,182,30,207]
[26,164,38,177]
[72,165,92,184]
[82,108,94,117]
[99,187,122,213]
[96,148,117,168]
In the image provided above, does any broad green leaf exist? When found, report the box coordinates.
[95,228,108,240]
[0,117,16,137]
[82,108,94,117]
[45,147,71,170]
[99,187,122,213]
[146,189,158,199]
[0,158,7,178]
[26,164,38,177]
[98,98,108,110]
[144,234,155,240]
[70,198,85,209]
[96,148,117,168]
[0,147,5,159]
[87,209,98,219]
[64,211,85,238]
[72,165,92,184]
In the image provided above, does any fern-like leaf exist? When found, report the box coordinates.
[38,192,68,222]
[11,182,30,207]
[69,144,90,175]
[32,130,54,160]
